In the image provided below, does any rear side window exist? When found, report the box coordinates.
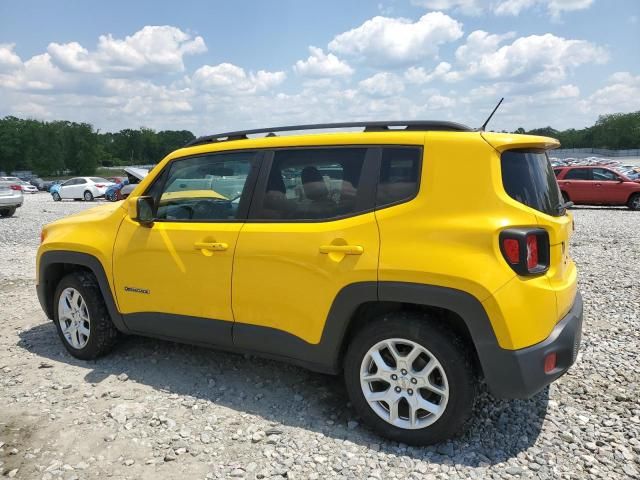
[252,148,367,220]
[501,150,563,217]
[564,168,590,180]
[376,147,421,207]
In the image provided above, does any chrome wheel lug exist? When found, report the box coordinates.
[408,389,413,395]
[391,374,398,381]
[411,378,417,384]
[401,369,408,375]
[394,386,401,393]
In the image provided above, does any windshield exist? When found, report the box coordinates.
[501,150,564,217]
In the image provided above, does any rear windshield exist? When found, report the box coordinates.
[501,150,563,217]
[89,177,110,183]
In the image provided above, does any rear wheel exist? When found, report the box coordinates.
[628,193,640,211]
[53,272,119,359]
[83,190,94,201]
[52,192,61,201]
[0,207,16,217]
[344,312,476,445]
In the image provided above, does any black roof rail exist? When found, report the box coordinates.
[185,120,473,147]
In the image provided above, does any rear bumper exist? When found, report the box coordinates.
[483,291,583,399]
[0,195,23,207]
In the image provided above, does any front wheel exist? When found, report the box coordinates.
[83,190,94,201]
[53,272,119,359]
[343,312,476,445]
[628,193,640,211]
[52,192,61,201]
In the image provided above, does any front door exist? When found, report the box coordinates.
[559,168,592,203]
[591,168,627,204]
[232,147,380,351]
[113,151,260,347]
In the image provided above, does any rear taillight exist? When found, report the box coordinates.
[95,184,105,188]
[499,228,549,276]
[10,184,21,191]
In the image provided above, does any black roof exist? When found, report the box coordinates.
[186,120,474,147]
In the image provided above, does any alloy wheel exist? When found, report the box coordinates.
[57,287,91,349]
[360,338,449,430]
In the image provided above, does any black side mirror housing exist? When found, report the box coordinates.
[133,196,155,226]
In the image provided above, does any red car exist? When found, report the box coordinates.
[554,165,640,210]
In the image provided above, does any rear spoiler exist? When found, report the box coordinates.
[481,132,560,153]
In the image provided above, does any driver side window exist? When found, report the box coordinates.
[154,152,256,222]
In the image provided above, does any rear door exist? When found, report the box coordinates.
[231,147,380,351]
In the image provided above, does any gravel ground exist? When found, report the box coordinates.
[1,193,639,480]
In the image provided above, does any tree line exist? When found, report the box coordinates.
[516,111,640,150]
[0,116,194,176]
[1,111,638,176]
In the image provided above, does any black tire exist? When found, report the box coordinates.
[53,271,119,360]
[628,193,640,211]
[344,312,476,445]
[52,192,61,201]
[83,190,94,201]
[0,207,16,217]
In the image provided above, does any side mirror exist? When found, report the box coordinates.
[132,196,155,226]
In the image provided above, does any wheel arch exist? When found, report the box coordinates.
[37,251,128,333]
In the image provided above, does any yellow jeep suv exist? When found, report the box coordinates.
[36,121,583,445]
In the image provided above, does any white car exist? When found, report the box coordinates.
[17,180,39,194]
[52,177,115,201]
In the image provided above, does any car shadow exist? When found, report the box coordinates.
[17,322,548,466]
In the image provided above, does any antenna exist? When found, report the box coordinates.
[479,98,504,131]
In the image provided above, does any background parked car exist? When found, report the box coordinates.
[105,167,148,201]
[50,177,114,201]
[554,165,640,210]
[17,180,38,194]
[42,180,62,192]
[30,177,45,190]
[0,179,23,217]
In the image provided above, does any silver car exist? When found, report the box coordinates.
[0,180,24,217]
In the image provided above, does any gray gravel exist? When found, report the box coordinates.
[1,193,639,479]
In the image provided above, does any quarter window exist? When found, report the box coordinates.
[376,147,421,207]
[154,152,255,221]
[252,148,368,220]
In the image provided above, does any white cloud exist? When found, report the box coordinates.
[192,63,286,95]
[405,62,461,84]
[426,93,457,109]
[293,47,353,77]
[0,44,22,73]
[458,32,607,85]
[495,0,594,18]
[328,12,463,67]
[580,72,640,115]
[548,84,580,99]
[47,26,207,75]
[358,72,405,97]
[412,0,594,18]
[455,30,516,64]
[411,0,484,15]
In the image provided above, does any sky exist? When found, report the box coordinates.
[0,0,639,135]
